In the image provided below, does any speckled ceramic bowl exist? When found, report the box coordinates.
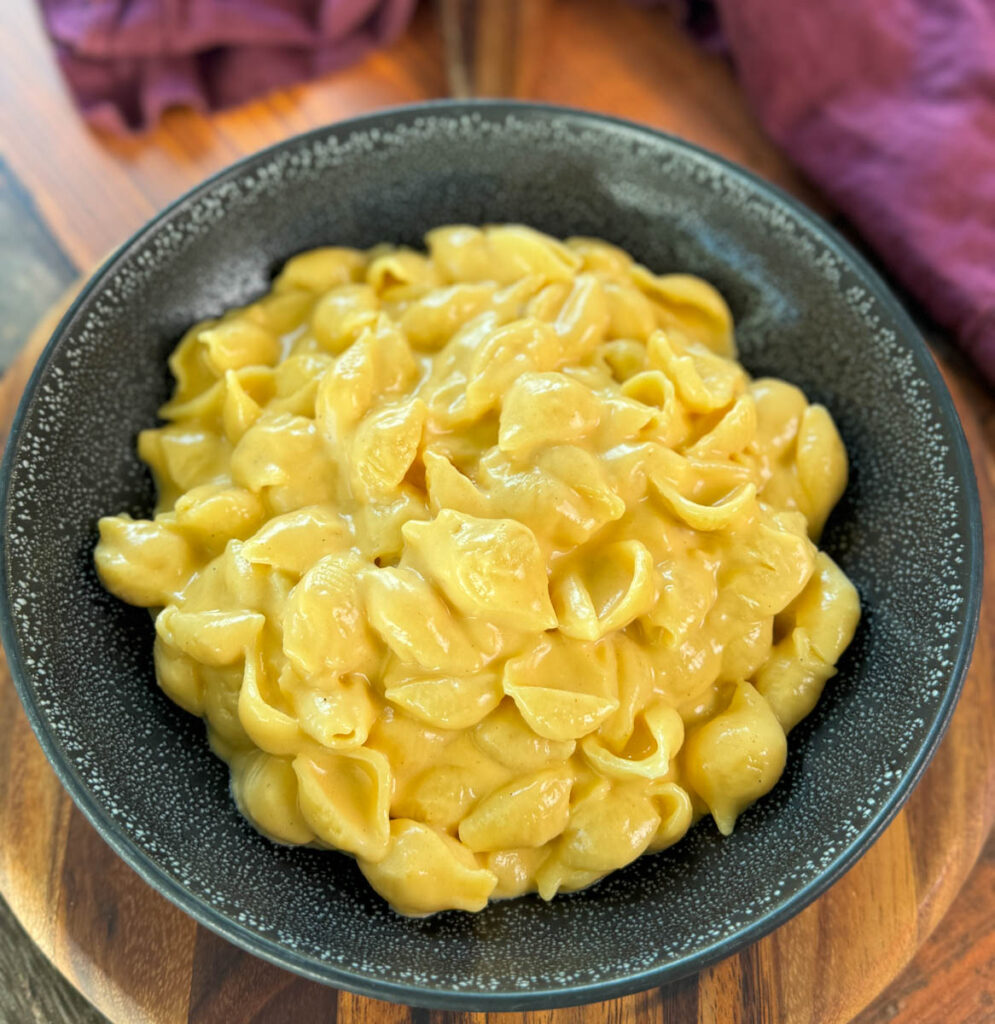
[0,102,982,1010]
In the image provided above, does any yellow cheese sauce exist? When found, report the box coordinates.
[95,226,860,916]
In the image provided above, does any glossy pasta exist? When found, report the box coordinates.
[95,225,860,916]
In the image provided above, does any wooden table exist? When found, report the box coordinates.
[1,1,993,1022]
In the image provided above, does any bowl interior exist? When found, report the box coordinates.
[0,103,980,1009]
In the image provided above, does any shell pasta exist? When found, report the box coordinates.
[95,225,860,916]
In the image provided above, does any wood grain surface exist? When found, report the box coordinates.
[0,1,993,1022]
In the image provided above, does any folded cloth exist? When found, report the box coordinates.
[648,0,995,386]
[40,0,416,134]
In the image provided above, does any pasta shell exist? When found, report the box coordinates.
[459,767,574,852]
[294,747,392,861]
[357,819,496,916]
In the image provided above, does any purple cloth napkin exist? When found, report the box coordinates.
[660,0,995,386]
[40,0,415,134]
[43,0,995,384]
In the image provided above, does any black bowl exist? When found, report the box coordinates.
[0,101,982,1010]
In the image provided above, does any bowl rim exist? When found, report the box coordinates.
[0,98,984,1010]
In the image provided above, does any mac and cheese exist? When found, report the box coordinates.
[95,225,860,916]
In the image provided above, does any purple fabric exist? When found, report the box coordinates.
[40,0,416,134]
[41,0,995,382]
[649,0,995,386]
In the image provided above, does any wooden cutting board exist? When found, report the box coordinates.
[0,287,993,1024]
